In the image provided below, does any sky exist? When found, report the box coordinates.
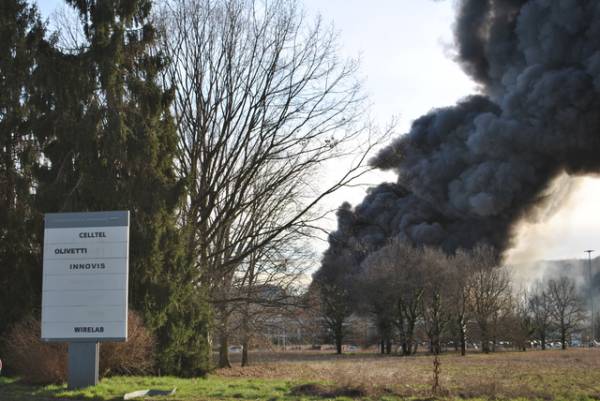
[34,0,600,263]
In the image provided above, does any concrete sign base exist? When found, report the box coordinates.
[68,342,99,389]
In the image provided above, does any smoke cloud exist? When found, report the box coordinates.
[324,0,600,261]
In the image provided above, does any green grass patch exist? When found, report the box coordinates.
[3,372,600,401]
[0,375,319,401]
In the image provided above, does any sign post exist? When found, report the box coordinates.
[41,211,129,389]
[67,342,100,388]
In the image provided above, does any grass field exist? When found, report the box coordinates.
[2,348,600,400]
[216,348,600,400]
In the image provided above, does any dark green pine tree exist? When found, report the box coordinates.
[34,0,210,375]
[0,0,46,341]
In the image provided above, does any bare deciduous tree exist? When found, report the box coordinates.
[449,249,472,356]
[156,0,388,367]
[314,245,359,355]
[528,281,553,350]
[509,290,535,351]
[546,276,585,350]
[235,232,313,366]
[360,239,426,356]
[466,244,511,353]
[360,243,400,355]
[318,281,353,354]
[421,247,453,355]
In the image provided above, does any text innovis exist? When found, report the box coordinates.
[69,263,106,270]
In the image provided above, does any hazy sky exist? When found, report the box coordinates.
[34,0,600,262]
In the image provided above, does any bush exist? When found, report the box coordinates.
[3,317,67,384]
[100,311,156,376]
[3,311,155,384]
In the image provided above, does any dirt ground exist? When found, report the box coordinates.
[214,348,600,399]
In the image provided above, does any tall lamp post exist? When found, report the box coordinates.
[585,250,595,345]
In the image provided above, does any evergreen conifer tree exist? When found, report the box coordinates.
[34,0,210,375]
[0,0,46,340]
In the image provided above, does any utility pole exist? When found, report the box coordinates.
[586,250,595,345]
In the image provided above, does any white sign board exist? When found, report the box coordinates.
[42,211,129,342]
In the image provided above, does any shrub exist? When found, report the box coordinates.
[3,317,67,384]
[100,312,155,376]
[3,311,155,384]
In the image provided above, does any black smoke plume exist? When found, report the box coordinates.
[321,0,600,268]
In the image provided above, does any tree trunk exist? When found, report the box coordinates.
[561,328,567,350]
[218,330,231,368]
[332,319,344,354]
[396,312,407,356]
[460,325,467,356]
[428,326,441,355]
[482,341,490,353]
[380,339,385,354]
[218,306,231,368]
[401,339,409,356]
[432,335,441,355]
[541,332,546,350]
[241,305,249,367]
[406,328,416,355]
[336,334,343,354]
[240,297,251,367]
[385,338,392,354]
[480,322,490,353]
[412,341,419,355]
[241,342,249,366]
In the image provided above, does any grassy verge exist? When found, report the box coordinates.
[0,376,305,401]
[1,374,598,401]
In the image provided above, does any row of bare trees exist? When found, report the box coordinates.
[315,240,587,355]
[524,277,586,350]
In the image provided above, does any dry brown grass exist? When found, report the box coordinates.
[214,348,600,399]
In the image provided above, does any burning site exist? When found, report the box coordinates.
[311,0,600,392]
[2,0,600,400]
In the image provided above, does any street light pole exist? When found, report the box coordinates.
[585,250,595,345]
